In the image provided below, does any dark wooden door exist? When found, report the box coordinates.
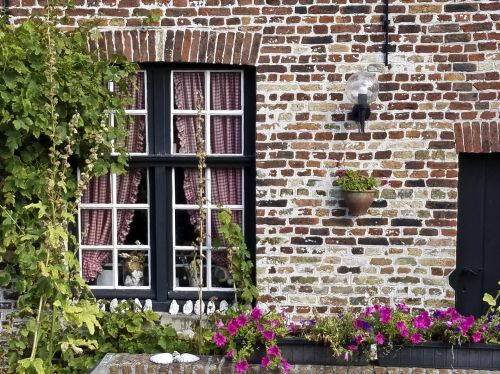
[450,153,500,317]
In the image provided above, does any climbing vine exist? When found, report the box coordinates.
[0,6,136,373]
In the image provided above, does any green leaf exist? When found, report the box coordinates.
[483,293,496,307]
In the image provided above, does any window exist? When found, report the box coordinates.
[78,65,256,308]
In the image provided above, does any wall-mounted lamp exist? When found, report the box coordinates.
[345,72,379,133]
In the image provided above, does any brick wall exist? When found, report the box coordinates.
[2,0,500,321]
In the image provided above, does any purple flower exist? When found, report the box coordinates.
[411,333,423,344]
[269,319,280,328]
[250,307,263,321]
[472,331,482,343]
[282,359,291,374]
[288,323,299,333]
[375,332,385,345]
[260,356,270,368]
[226,320,239,336]
[447,308,462,323]
[262,330,275,341]
[212,331,227,347]
[458,316,475,334]
[414,311,432,330]
[396,321,409,338]
[348,345,358,351]
[396,303,410,313]
[380,306,392,324]
[226,350,234,359]
[256,323,265,331]
[496,324,500,331]
[267,345,281,357]
[235,360,248,373]
[432,310,444,319]
[236,314,248,327]
[354,319,371,330]
[363,306,375,316]
[217,319,224,329]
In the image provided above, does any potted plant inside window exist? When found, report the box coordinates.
[336,169,380,216]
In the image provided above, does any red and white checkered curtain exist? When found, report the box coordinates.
[174,72,242,245]
[81,73,145,282]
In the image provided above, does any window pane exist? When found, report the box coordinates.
[174,168,201,205]
[173,72,205,110]
[119,250,149,287]
[211,210,242,244]
[210,116,242,154]
[211,248,232,288]
[175,251,206,287]
[117,168,148,204]
[115,72,145,110]
[211,169,243,205]
[210,72,241,110]
[173,115,204,154]
[117,116,146,153]
[117,209,148,245]
[82,250,112,285]
[80,209,112,245]
[82,174,111,204]
[175,210,206,246]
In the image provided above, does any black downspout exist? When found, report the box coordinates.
[383,0,390,67]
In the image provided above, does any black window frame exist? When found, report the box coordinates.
[92,63,256,311]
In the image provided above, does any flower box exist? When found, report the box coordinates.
[248,337,369,366]
[377,342,500,370]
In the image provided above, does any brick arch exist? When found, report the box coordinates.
[454,122,500,153]
[93,29,262,66]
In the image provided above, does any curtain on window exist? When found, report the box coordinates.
[174,71,242,240]
[81,74,145,282]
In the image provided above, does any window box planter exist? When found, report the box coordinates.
[377,342,500,370]
[247,337,369,366]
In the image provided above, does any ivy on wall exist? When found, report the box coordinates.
[0,6,136,372]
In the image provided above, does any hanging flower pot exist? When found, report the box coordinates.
[343,190,376,216]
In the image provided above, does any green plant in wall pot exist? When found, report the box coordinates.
[336,169,381,216]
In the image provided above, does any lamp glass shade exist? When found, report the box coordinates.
[345,72,379,104]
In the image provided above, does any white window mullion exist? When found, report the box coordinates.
[206,167,212,289]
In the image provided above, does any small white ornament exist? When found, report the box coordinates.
[120,299,130,312]
[183,300,193,315]
[206,300,216,315]
[97,299,106,312]
[109,298,118,312]
[150,353,173,364]
[133,298,142,312]
[143,299,153,312]
[169,300,179,315]
[194,300,205,315]
[174,353,200,363]
[219,300,228,314]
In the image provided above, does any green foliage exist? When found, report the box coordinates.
[336,169,379,192]
[302,313,357,359]
[0,9,137,373]
[217,209,259,305]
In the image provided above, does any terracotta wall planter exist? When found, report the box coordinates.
[343,190,376,216]
[377,342,500,370]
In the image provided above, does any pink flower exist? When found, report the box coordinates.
[472,331,482,343]
[396,303,410,314]
[217,320,224,329]
[282,359,291,374]
[262,330,275,341]
[226,350,234,359]
[459,316,475,334]
[396,321,409,338]
[375,332,385,345]
[363,306,375,316]
[411,333,423,344]
[348,345,358,351]
[256,323,265,331]
[380,306,392,324]
[267,345,281,357]
[235,360,248,373]
[250,307,263,321]
[212,331,227,347]
[226,320,239,336]
[269,319,280,328]
[236,314,248,327]
[355,335,364,345]
[414,311,432,330]
[288,323,299,333]
[260,356,270,368]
